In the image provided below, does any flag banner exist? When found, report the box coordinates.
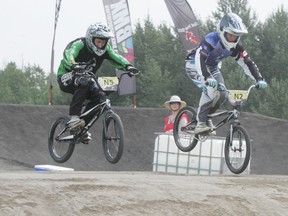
[164,0,201,52]
[103,0,136,95]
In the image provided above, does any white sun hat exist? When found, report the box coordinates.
[164,95,187,110]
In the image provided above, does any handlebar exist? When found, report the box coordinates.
[72,59,139,81]
[203,82,257,107]
[204,81,257,92]
[224,84,256,107]
[247,84,257,94]
[216,83,256,93]
[72,60,139,93]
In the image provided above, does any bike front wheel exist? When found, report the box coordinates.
[48,117,76,163]
[173,106,199,152]
[224,125,251,174]
[102,112,124,164]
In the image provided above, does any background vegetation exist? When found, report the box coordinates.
[1,0,287,119]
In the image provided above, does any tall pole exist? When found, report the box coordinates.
[49,0,62,105]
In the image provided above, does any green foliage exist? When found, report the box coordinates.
[50,74,72,105]
[0,63,42,104]
[136,57,166,107]
[24,64,48,104]
[132,17,201,108]
[256,78,288,119]
[257,7,288,82]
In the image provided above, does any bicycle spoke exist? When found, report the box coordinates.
[102,113,124,164]
[48,117,75,163]
[173,106,199,152]
[225,125,251,174]
[106,120,120,158]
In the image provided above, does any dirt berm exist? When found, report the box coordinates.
[0,104,287,174]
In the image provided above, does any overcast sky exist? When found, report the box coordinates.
[0,0,287,73]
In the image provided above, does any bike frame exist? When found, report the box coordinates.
[55,95,112,143]
[80,99,111,132]
[208,109,239,131]
[196,84,256,137]
[49,59,137,164]
[79,72,129,135]
[173,84,257,173]
[56,71,130,143]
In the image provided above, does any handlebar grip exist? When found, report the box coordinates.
[204,82,226,91]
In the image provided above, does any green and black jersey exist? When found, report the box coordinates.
[57,37,131,77]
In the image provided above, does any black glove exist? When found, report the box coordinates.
[72,63,92,87]
[127,66,140,77]
[71,63,87,75]
[74,74,92,87]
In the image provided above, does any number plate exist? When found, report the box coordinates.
[228,90,249,102]
[97,77,119,91]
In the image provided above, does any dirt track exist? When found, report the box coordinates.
[0,104,288,215]
[0,171,288,216]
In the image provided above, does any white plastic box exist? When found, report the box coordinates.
[153,133,250,175]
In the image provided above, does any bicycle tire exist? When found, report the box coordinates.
[48,117,76,163]
[102,112,124,164]
[224,125,251,174]
[173,106,199,152]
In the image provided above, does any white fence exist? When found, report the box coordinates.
[153,133,250,175]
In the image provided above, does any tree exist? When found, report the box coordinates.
[24,64,49,104]
[257,6,288,82]
[132,17,199,108]
[0,62,30,104]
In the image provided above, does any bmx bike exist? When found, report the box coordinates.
[173,84,258,174]
[48,65,134,164]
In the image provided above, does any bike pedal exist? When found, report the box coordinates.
[81,135,92,145]
[210,130,217,136]
[198,135,208,142]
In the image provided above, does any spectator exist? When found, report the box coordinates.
[163,95,187,133]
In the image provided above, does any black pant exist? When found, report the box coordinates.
[57,76,105,117]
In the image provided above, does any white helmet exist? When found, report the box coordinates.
[217,13,248,50]
[86,23,114,56]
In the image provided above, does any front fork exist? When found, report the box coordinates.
[228,108,240,145]
[102,109,113,137]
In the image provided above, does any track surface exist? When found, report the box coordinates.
[0,104,288,215]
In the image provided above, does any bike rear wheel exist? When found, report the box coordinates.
[48,117,76,163]
[173,106,199,152]
[224,125,251,174]
[102,112,124,164]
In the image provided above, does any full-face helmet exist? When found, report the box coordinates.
[86,23,114,56]
[217,13,248,50]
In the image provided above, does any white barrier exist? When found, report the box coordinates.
[34,165,74,171]
[153,133,250,175]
